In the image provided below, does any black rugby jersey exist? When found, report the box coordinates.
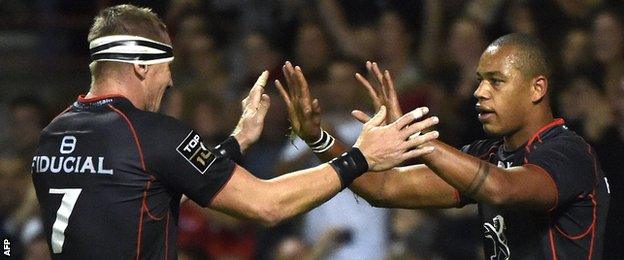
[460,119,609,260]
[31,95,235,259]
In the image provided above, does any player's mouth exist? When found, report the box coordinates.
[476,104,495,122]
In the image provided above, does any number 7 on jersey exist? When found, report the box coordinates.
[49,188,82,253]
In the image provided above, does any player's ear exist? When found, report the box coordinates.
[133,64,149,80]
[531,75,548,103]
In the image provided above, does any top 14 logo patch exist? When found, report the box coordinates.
[177,131,216,174]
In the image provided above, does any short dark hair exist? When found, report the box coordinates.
[489,33,552,79]
[88,4,168,43]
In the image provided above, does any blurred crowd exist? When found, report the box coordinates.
[1,0,623,259]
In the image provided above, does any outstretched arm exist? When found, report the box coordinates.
[277,61,557,211]
[206,70,438,226]
[350,165,460,208]
[351,63,557,210]
[276,61,459,208]
[350,63,557,210]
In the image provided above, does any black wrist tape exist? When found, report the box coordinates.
[328,148,369,190]
[215,136,242,163]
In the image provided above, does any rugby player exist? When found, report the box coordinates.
[277,34,610,259]
[30,5,440,259]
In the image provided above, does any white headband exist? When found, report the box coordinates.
[89,35,174,65]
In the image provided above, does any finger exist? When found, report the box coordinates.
[355,73,382,108]
[382,70,403,120]
[274,80,292,106]
[249,71,269,106]
[282,64,293,90]
[400,146,436,161]
[257,94,271,116]
[365,61,381,93]
[371,62,385,96]
[312,98,321,113]
[254,70,269,88]
[393,107,431,129]
[402,116,439,139]
[371,62,384,81]
[285,61,300,98]
[351,110,371,123]
[295,66,311,100]
[403,131,439,149]
[282,64,296,100]
[355,72,379,96]
[384,70,398,101]
[364,106,386,128]
[413,107,429,120]
[255,95,271,125]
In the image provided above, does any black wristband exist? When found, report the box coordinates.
[328,148,369,190]
[214,136,242,163]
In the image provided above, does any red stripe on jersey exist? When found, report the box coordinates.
[142,179,166,221]
[586,144,599,260]
[50,106,71,123]
[135,181,148,260]
[527,118,565,147]
[107,104,148,260]
[555,195,596,239]
[549,227,558,260]
[108,104,146,170]
[588,193,597,260]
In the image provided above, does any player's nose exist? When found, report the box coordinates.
[473,82,490,100]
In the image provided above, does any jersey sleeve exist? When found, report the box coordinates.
[139,115,236,206]
[456,143,479,206]
[525,137,595,208]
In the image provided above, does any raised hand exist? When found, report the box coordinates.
[354,61,403,123]
[275,61,323,142]
[231,71,271,152]
[355,106,439,171]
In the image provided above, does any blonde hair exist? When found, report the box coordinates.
[87,5,169,79]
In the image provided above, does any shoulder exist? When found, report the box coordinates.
[108,105,198,152]
[526,128,596,179]
[529,129,592,160]
[111,104,192,137]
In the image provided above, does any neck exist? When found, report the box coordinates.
[86,76,145,109]
[503,108,554,150]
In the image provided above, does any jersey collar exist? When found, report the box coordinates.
[526,118,566,147]
[74,94,131,109]
[77,94,128,103]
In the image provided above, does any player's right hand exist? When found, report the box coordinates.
[354,106,439,171]
[231,71,271,152]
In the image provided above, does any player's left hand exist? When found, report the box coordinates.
[354,61,403,123]
[275,61,323,143]
[231,71,271,152]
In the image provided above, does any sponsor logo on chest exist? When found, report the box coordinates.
[497,161,513,169]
